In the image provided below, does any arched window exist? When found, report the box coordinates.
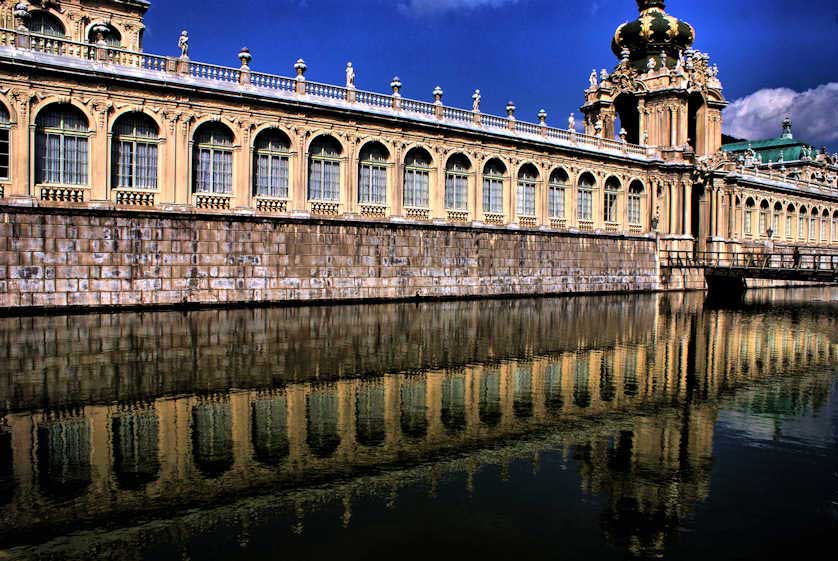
[483,159,505,214]
[809,208,818,241]
[785,204,795,239]
[358,142,388,205]
[628,180,645,226]
[758,200,769,236]
[308,136,341,202]
[798,207,807,240]
[821,209,829,241]
[604,176,621,224]
[516,164,538,217]
[548,169,569,219]
[403,147,431,209]
[193,122,233,194]
[306,387,340,458]
[0,104,10,181]
[112,113,159,190]
[35,104,89,186]
[253,129,290,198]
[832,211,838,242]
[191,401,233,478]
[744,198,755,235]
[577,172,596,222]
[30,11,65,37]
[445,154,470,211]
[772,202,782,235]
[88,23,122,47]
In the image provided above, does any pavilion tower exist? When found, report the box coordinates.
[581,0,726,157]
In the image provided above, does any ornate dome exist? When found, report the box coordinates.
[611,0,695,70]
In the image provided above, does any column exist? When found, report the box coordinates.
[683,182,692,236]
[669,182,677,234]
[293,132,307,212]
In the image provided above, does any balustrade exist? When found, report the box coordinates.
[360,204,387,218]
[40,186,86,203]
[194,193,232,210]
[483,212,505,225]
[404,207,430,221]
[255,197,288,213]
[114,190,155,207]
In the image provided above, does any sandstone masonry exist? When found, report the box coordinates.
[0,206,660,310]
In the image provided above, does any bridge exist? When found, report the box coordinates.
[661,250,838,293]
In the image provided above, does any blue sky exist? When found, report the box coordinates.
[141,0,838,151]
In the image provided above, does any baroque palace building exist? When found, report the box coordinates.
[0,0,836,310]
[0,0,834,249]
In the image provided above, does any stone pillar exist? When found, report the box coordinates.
[391,143,403,218]
[669,182,678,235]
[344,137,358,214]
[10,100,31,198]
[90,106,110,201]
[294,131,307,212]
[175,119,192,205]
[683,182,692,236]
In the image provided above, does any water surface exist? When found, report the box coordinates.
[0,289,836,560]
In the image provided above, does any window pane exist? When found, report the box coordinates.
[0,129,9,180]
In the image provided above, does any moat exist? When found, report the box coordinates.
[0,289,836,560]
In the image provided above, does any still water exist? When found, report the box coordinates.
[0,289,836,560]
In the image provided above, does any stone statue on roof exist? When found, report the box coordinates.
[568,113,576,132]
[589,69,598,89]
[178,31,189,58]
[345,62,355,89]
[472,89,481,112]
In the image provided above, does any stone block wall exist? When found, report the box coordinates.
[0,205,661,310]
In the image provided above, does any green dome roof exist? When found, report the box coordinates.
[611,0,695,70]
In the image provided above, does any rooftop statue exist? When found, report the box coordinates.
[568,113,576,132]
[345,62,355,89]
[589,69,598,89]
[178,30,189,58]
[472,89,481,112]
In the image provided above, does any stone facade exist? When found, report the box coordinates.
[0,0,835,309]
[0,205,660,309]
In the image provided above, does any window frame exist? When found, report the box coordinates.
[112,113,160,191]
[403,150,431,209]
[193,124,234,195]
[253,131,291,198]
[35,105,90,187]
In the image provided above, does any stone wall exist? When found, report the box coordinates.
[0,205,661,310]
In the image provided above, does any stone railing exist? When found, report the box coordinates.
[310,201,340,216]
[114,189,155,207]
[736,166,838,198]
[255,197,288,213]
[605,222,619,233]
[404,207,430,221]
[629,223,643,234]
[40,186,86,203]
[518,216,537,228]
[360,203,387,218]
[0,27,654,161]
[447,210,469,222]
[578,220,594,232]
[0,184,4,199]
[194,193,232,210]
[550,217,567,230]
[483,212,505,225]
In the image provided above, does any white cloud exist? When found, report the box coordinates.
[397,0,519,16]
[722,83,838,149]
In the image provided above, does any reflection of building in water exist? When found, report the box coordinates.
[0,295,836,549]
